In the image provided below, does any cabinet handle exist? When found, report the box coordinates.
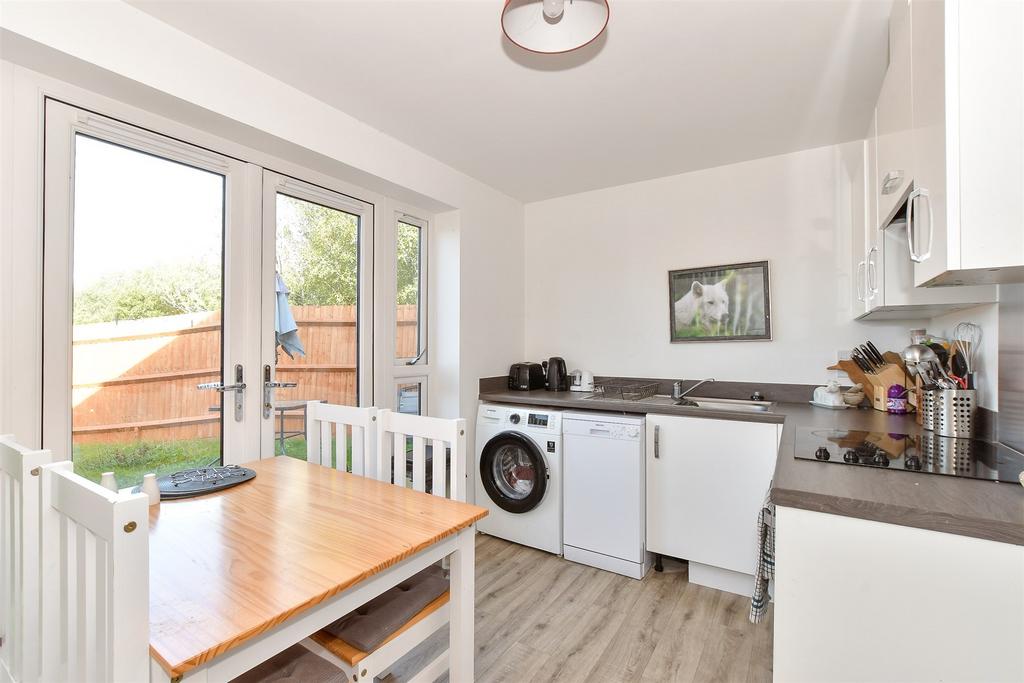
[856,260,866,302]
[653,425,660,459]
[867,247,879,298]
[906,188,933,263]
[881,170,904,195]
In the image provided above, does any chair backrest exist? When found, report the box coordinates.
[305,402,378,478]
[375,410,467,501]
[38,462,149,683]
[0,435,52,683]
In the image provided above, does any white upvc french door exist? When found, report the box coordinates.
[42,100,263,483]
[259,171,374,460]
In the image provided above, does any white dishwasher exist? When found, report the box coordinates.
[562,411,651,579]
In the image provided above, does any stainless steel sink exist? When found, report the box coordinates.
[638,395,775,413]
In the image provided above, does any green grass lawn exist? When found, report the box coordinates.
[73,435,351,489]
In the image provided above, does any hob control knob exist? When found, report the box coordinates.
[843,450,859,463]
[815,447,830,461]
[872,453,890,467]
[905,455,922,471]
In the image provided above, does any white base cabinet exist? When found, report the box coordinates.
[645,414,779,596]
[775,506,1024,682]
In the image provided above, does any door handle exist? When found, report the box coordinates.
[653,424,660,459]
[263,364,298,419]
[906,188,933,263]
[197,364,245,421]
[866,247,879,298]
[856,260,866,302]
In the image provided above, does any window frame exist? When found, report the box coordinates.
[394,375,428,417]
[393,212,428,368]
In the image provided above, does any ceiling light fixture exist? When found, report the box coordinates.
[501,0,610,54]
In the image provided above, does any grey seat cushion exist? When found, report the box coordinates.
[323,564,449,652]
[231,644,345,683]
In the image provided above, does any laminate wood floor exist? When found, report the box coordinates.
[383,533,773,683]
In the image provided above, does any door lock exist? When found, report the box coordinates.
[263,364,298,419]
[197,364,245,422]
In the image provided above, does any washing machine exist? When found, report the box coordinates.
[475,403,562,555]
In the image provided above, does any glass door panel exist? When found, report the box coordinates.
[262,173,372,460]
[69,135,225,487]
[43,100,255,486]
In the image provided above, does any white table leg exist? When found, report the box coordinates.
[449,526,475,681]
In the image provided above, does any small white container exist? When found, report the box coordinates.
[99,471,118,493]
[141,473,161,506]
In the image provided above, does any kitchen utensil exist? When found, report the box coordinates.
[865,341,886,367]
[920,389,977,437]
[856,346,879,370]
[951,351,968,378]
[953,321,982,374]
[851,349,874,374]
[542,357,569,392]
[927,342,949,368]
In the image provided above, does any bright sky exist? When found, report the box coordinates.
[72,135,224,289]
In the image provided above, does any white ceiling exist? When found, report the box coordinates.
[130,0,891,202]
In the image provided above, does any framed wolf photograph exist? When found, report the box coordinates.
[668,260,771,342]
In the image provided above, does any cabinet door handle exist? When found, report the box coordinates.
[867,247,879,298]
[906,188,933,263]
[856,260,866,302]
[653,425,660,458]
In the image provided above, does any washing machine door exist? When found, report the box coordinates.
[479,432,549,514]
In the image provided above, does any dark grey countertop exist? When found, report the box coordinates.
[479,385,1024,546]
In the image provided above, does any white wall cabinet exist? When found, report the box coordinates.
[903,0,1024,286]
[645,414,778,596]
[874,0,915,229]
[854,110,996,320]
[775,506,1024,682]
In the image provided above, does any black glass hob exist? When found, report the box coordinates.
[795,428,1024,484]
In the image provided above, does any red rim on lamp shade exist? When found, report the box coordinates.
[501,0,610,54]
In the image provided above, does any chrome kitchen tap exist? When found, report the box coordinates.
[672,378,716,405]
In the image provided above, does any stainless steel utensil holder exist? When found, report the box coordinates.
[920,389,976,438]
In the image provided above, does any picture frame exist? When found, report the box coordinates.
[668,260,772,342]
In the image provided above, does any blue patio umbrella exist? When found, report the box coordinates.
[275,272,305,359]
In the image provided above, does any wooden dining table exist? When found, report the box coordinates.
[147,456,487,682]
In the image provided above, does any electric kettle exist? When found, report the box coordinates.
[543,357,569,392]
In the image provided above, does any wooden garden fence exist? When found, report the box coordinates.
[72,305,419,444]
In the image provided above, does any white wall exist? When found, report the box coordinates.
[524,143,914,387]
[0,2,525,478]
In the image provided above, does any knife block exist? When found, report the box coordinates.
[828,360,912,412]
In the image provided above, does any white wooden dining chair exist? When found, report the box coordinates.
[307,410,467,683]
[305,402,378,477]
[0,435,52,683]
[37,462,150,683]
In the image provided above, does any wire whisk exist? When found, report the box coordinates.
[952,321,982,375]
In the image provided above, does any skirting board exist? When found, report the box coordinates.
[688,562,756,597]
[563,545,652,580]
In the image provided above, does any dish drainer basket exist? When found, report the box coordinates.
[593,379,659,401]
[920,389,976,438]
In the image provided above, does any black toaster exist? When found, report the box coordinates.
[508,363,545,391]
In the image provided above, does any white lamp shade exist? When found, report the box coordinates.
[501,0,610,54]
